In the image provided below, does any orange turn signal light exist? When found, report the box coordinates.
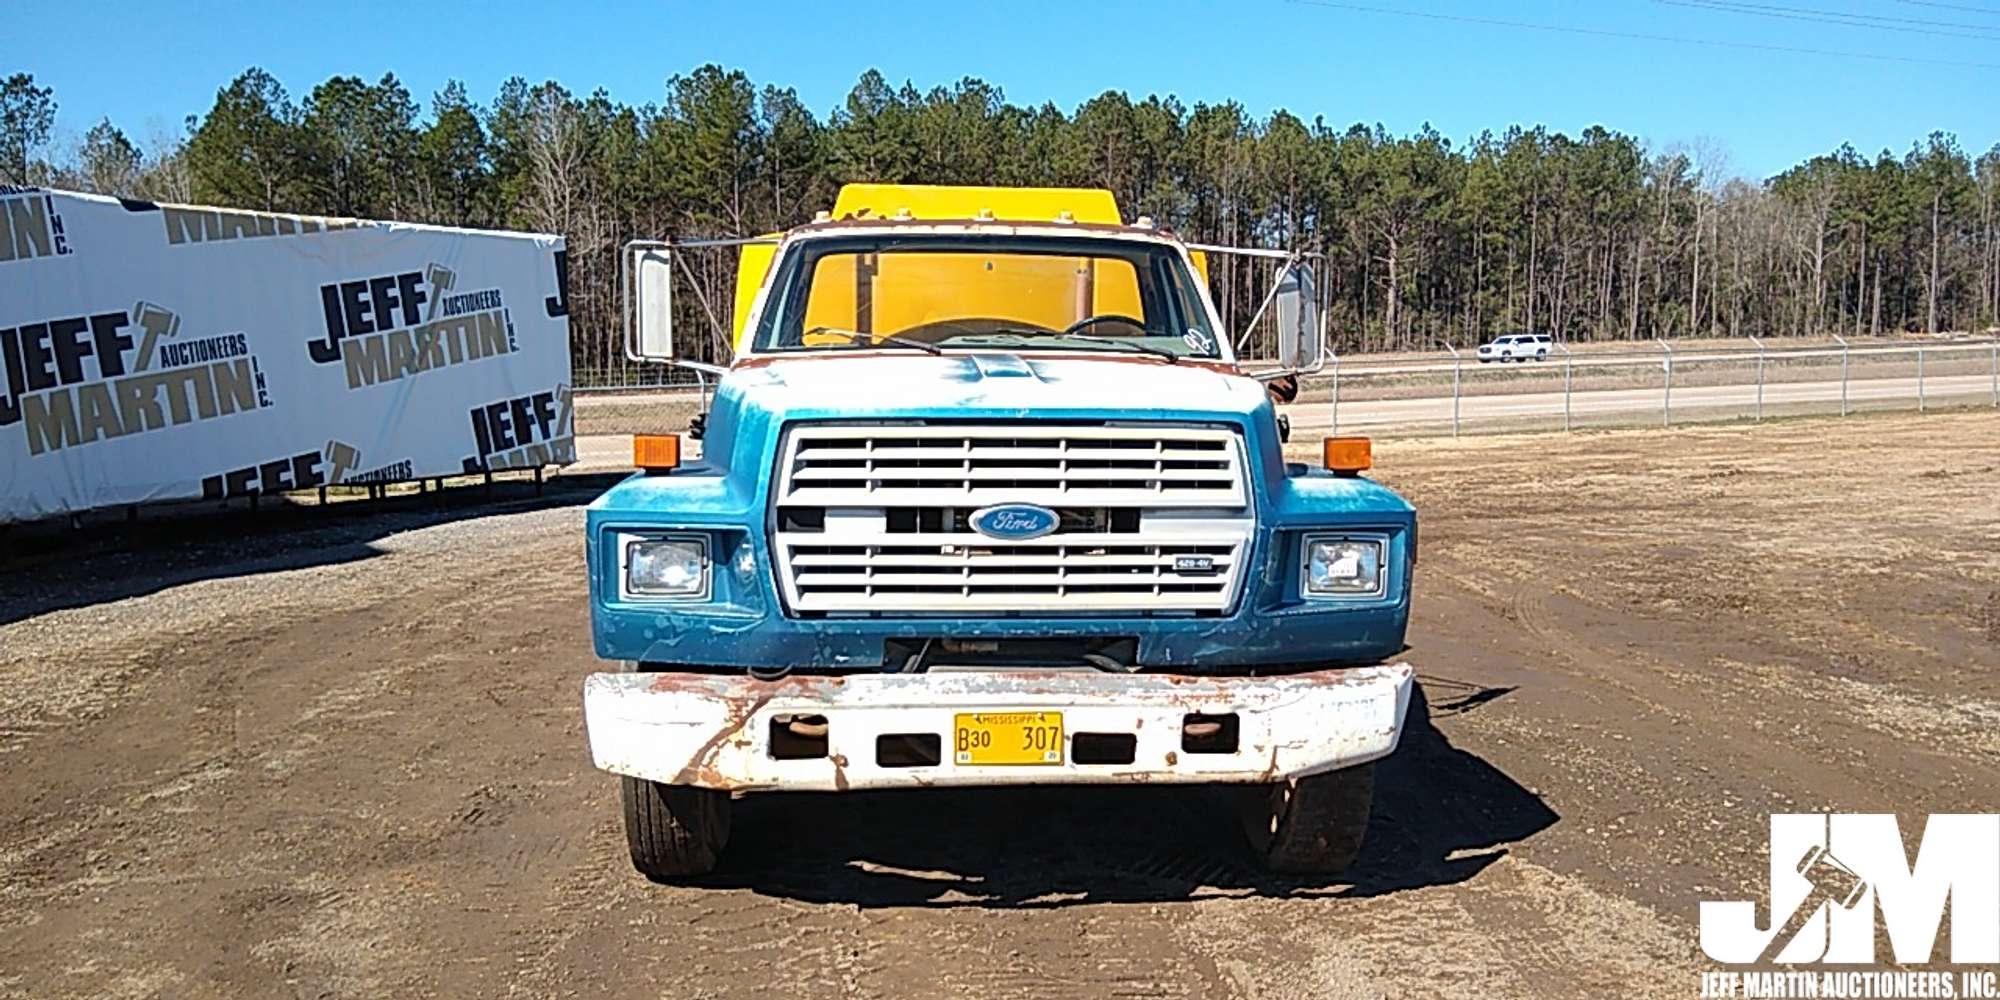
[1323,436,1372,475]
[634,434,682,472]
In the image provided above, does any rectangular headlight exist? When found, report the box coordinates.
[1302,535,1386,599]
[622,534,711,600]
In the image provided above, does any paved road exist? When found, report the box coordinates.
[573,371,1999,470]
[1324,341,1995,377]
[1290,372,1997,432]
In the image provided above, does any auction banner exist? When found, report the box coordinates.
[0,187,574,523]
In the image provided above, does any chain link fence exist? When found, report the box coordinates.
[1291,337,2000,437]
[566,337,2000,470]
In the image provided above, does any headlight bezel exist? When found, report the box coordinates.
[1299,533,1389,600]
[619,532,712,602]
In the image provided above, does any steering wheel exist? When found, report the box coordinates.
[1058,314,1147,338]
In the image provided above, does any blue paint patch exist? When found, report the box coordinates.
[968,353,1039,378]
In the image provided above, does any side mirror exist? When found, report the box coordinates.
[1275,262,1322,370]
[631,245,675,362]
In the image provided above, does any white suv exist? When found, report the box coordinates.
[1477,333,1553,363]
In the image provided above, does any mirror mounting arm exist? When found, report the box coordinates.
[1231,251,1303,354]
[671,359,728,376]
[622,235,779,370]
[1195,245,1325,383]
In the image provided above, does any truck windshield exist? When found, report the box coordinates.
[749,234,1223,359]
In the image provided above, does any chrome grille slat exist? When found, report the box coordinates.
[773,423,1254,614]
[794,446,1229,461]
[788,553,1225,568]
[789,467,1235,482]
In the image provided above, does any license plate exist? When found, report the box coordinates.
[953,711,1064,765]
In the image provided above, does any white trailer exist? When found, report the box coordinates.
[0,187,573,523]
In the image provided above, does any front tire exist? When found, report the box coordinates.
[621,776,731,880]
[1239,764,1374,874]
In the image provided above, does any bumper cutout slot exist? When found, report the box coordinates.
[1182,713,1240,754]
[876,733,941,768]
[1071,732,1137,765]
[768,714,829,760]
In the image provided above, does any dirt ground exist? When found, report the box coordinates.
[3,411,1996,999]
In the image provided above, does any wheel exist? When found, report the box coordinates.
[621,776,731,880]
[1239,763,1374,874]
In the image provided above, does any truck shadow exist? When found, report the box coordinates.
[699,683,1558,908]
[0,473,623,628]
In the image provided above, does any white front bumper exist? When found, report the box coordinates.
[583,664,1413,792]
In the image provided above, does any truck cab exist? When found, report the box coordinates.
[583,185,1416,879]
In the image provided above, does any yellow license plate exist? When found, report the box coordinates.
[953,711,1064,765]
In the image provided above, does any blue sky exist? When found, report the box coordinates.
[7,0,1996,179]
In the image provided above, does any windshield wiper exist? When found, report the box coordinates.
[945,329,1183,364]
[1060,334,1181,364]
[806,327,943,355]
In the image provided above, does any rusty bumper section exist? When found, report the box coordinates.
[582,664,1413,792]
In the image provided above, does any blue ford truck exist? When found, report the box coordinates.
[582,186,1415,879]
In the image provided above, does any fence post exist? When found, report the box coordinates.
[1560,342,1574,432]
[1749,335,1765,421]
[1330,355,1341,436]
[1832,333,1849,416]
[1657,338,1674,427]
[1436,340,1462,437]
[1992,340,1998,408]
[1917,346,1926,414]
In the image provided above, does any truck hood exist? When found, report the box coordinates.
[723,352,1269,421]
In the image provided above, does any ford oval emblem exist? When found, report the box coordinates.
[970,503,1060,541]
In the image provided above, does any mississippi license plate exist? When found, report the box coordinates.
[953,711,1064,765]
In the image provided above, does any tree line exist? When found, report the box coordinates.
[5,67,1997,376]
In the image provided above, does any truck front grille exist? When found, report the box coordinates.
[771,423,1254,614]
